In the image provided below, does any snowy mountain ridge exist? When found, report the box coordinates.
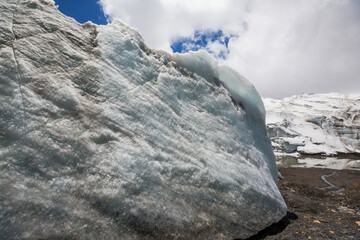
[0,0,285,239]
[264,93,360,156]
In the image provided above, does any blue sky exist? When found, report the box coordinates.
[54,0,107,25]
[171,30,235,59]
[55,0,360,98]
[55,0,229,59]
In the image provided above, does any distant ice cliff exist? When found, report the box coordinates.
[264,93,360,156]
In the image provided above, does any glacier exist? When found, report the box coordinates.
[264,93,360,156]
[0,0,286,239]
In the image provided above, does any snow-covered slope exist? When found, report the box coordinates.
[0,0,286,239]
[264,93,360,156]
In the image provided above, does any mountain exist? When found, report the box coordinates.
[0,0,286,239]
[264,93,360,156]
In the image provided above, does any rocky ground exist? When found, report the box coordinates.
[241,167,360,240]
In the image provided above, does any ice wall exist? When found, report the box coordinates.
[265,93,360,156]
[0,0,286,239]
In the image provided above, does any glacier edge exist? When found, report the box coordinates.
[0,0,286,239]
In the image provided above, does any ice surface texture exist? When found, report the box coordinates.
[0,0,286,239]
[264,93,360,156]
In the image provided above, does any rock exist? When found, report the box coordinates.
[338,206,356,215]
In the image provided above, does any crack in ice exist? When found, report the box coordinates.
[10,8,27,134]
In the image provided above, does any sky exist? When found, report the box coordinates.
[54,0,107,25]
[55,0,360,98]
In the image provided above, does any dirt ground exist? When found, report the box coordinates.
[242,167,360,240]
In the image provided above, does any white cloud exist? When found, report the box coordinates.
[206,40,229,58]
[99,0,360,98]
